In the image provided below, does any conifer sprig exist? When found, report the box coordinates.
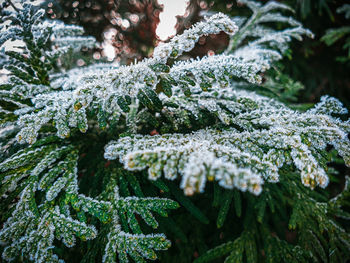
[9,0,313,145]
[105,95,349,195]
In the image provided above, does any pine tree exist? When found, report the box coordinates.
[0,0,349,262]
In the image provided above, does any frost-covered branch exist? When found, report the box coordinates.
[11,13,241,144]
[0,135,177,262]
[227,0,313,55]
[11,3,313,144]
[105,95,349,195]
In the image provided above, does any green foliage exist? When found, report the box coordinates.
[194,174,350,263]
[321,4,350,63]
